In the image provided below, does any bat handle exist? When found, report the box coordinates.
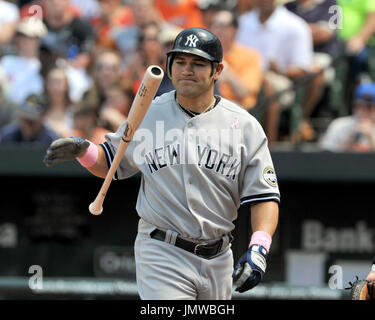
[89,194,104,215]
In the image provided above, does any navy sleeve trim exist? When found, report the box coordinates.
[100,142,118,180]
[240,193,280,206]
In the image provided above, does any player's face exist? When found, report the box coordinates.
[171,53,221,98]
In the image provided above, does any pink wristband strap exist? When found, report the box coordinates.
[249,231,272,252]
[77,140,98,168]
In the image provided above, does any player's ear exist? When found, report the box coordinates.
[213,62,224,81]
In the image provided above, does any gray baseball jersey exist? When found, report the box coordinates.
[100,90,280,241]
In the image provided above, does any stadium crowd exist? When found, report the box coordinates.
[0,0,374,151]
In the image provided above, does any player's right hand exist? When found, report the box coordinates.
[43,137,90,167]
[232,245,267,293]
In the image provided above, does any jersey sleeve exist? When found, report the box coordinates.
[239,119,280,206]
[100,121,140,180]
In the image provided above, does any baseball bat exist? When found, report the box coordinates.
[89,65,164,215]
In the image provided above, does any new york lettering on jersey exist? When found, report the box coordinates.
[144,141,241,180]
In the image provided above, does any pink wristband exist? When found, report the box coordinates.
[77,141,98,168]
[249,231,272,252]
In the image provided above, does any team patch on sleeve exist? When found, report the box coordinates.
[263,167,277,187]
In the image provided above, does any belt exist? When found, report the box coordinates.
[150,229,226,259]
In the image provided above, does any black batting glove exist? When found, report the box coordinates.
[232,245,267,293]
[43,137,90,167]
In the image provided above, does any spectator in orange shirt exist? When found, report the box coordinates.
[210,9,263,111]
[92,0,135,49]
[154,0,205,29]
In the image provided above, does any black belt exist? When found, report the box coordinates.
[150,229,226,259]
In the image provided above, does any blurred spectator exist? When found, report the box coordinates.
[123,22,165,95]
[210,9,263,111]
[236,0,312,77]
[20,0,81,21]
[155,26,182,96]
[285,0,340,58]
[197,0,222,28]
[236,0,323,143]
[237,0,256,15]
[154,0,205,29]
[99,86,134,131]
[338,0,375,56]
[0,0,20,48]
[111,0,168,68]
[39,0,96,73]
[0,94,60,145]
[320,82,375,152]
[0,73,18,130]
[285,0,341,134]
[337,0,375,107]
[91,0,134,50]
[82,49,124,112]
[0,17,47,105]
[18,0,34,7]
[70,0,101,20]
[44,68,76,137]
[69,104,110,144]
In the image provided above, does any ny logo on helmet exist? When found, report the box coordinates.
[184,34,199,48]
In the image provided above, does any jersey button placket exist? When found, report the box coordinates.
[184,121,197,212]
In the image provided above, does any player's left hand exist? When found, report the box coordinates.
[232,245,267,293]
[43,137,90,167]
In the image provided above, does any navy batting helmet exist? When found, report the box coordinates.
[166,28,223,78]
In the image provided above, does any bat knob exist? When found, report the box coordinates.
[89,202,103,215]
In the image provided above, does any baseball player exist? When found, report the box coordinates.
[43,28,280,300]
